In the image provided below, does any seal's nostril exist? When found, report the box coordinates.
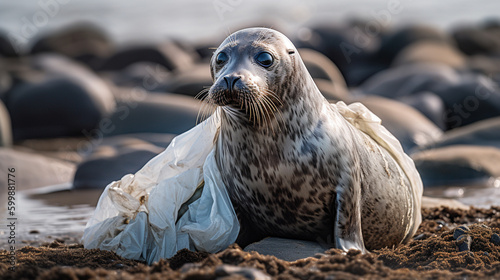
[224,76,241,91]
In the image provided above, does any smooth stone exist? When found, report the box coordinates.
[298,48,349,101]
[492,233,500,246]
[293,23,384,86]
[453,225,470,240]
[0,148,76,191]
[377,25,451,62]
[396,91,446,130]
[244,237,328,262]
[0,68,12,98]
[453,25,500,55]
[392,42,466,68]
[417,117,500,151]
[30,23,113,68]
[107,62,170,91]
[467,54,500,79]
[32,54,116,113]
[412,145,500,187]
[215,265,271,280]
[0,99,12,146]
[6,77,113,140]
[433,74,500,129]
[97,41,198,72]
[359,63,460,99]
[73,134,173,189]
[354,96,443,153]
[421,196,470,210]
[103,92,200,137]
[0,32,18,57]
[159,63,212,97]
[315,78,349,102]
[14,137,86,164]
[5,54,116,140]
[298,48,347,87]
[359,63,500,130]
[456,234,472,252]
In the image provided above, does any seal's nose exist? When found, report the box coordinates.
[223,75,241,92]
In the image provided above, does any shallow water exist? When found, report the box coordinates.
[0,185,100,249]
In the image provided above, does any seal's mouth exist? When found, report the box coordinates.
[196,82,283,128]
[211,89,243,107]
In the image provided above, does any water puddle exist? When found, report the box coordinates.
[0,184,102,249]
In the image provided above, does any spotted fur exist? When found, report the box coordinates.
[206,28,421,251]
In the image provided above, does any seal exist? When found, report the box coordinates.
[203,28,422,252]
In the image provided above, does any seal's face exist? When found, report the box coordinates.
[206,28,298,125]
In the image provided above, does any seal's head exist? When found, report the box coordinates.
[203,28,303,126]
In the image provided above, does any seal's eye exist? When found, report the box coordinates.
[216,52,228,65]
[255,52,274,67]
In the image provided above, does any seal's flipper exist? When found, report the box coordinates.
[333,163,367,253]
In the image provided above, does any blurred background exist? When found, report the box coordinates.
[1,0,500,247]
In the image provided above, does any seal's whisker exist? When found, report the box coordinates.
[268,95,285,132]
[261,95,283,133]
[254,95,264,127]
[264,89,283,106]
[261,93,278,112]
[257,96,274,135]
[197,98,216,124]
[195,88,210,101]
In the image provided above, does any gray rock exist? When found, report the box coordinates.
[215,264,271,280]
[244,237,329,262]
[492,233,500,246]
[0,99,12,147]
[412,145,500,187]
[103,92,200,137]
[0,148,75,191]
[418,117,500,151]
[73,133,174,189]
[453,225,470,240]
[421,196,470,210]
[354,96,443,153]
[456,234,472,252]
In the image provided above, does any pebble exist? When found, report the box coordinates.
[413,233,427,241]
[456,234,472,252]
[215,265,271,280]
[453,225,470,240]
[491,233,500,246]
[244,237,329,262]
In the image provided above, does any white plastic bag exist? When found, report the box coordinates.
[82,113,240,264]
[334,101,423,227]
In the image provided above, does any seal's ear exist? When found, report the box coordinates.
[287,49,295,55]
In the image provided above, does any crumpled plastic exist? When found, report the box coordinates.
[335,101,423,231]
[82,101,422,264]
[82,112,240,264]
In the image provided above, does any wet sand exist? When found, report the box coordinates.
[1,206,499,279]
